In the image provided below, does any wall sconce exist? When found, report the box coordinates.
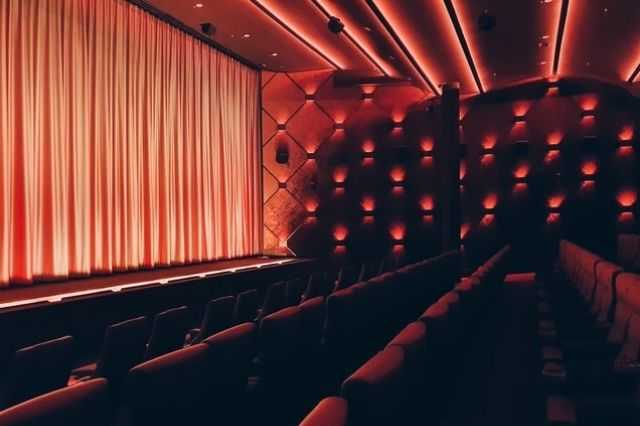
[513,162,530,181]
[546,213,561,224]
[389,223,406,243]
[483,194,498,212]
[581,160,598,179]
[305,94,315,102]
[617,189,637,211]
[547,194,564,211]
[361,92,374,101]
[334,123,345,131]
[580,109,596,119]
[420,137,434,157]
[278,181,287,189]
[390,166,406,186]
[307,152,316,160]
[361,196,376,215]
[333,225,348,244]
[277,123,287,132]
[393,121,404,130]
[513,115,526,124]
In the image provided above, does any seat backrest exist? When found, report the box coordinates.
[145,306,191,360]
[203,323,256,422]
[126,344,211,425]
[325,287,357,347]
[194,296,235,343]
[0,378,111,426]
[341,346,407,425]
[335,264,360,291]
[387,322,427,378]
[3,336,74,408]
[303,272,334,300]
[609,273,640,345]
[285,277,308,306]
[232,289,259,325]
[617,234,640,272]
[96,316,148,389]
[592,261,623,324]
[259,307,301,383]
[300,397,349,426]
[298,296,325,352]
[261,281,287,318]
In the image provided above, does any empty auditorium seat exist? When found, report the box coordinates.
[1,336,74,409]
[188,296,235,344]
[299,397,348,426]
[260,281,287,318]
[341,346,407,425]
[232,289,259,325]
[145,306,191,360]
[126,344,212,425]
[334,264,360,291]
[0,378,112,426]
[286,276,308,306]
[302,271,334,301]
[617,234,640,272]
[71,316,147,391]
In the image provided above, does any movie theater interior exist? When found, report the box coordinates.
[0,0,639,425]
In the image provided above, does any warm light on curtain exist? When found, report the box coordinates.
[0,0,262,287]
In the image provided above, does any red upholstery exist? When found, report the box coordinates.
[300,397,348,426]
[592,261,622,325]
[0,378,111,426]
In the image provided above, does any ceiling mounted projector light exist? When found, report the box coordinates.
[328,16,344,34]
[478,11,496,32]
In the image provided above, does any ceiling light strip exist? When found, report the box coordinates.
[249,0,340,69]
[364,0,440,95]
[311,0,389,76]
[443,0,484,93]
[552,0,570,75]
[628,63,640,83]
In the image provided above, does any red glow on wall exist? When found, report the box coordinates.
[361,85,376,95]
[390,166,406,183]
[361,157,375,167]
[513,101,531,117]
[459,162,467,180]
[420,195,435,212]
[579,95,599,111]
[361,195,376,213]
[278,240,288,249]
[421,157,434,168]
[362,216,375,225]
[333,166,348,184]
[618,125,634,142]
[547,86,560,96]
[460,223,470,240]
[481,154,495,168]
[333,224,348,242]
[547,131,564,146]
[334,245,347,255]
[420,137,434,153]
[483,193,498,211]
[392,244,405,256]
[459,104,469,121]
[362,139,376,154]
[305,199,319,213]
[389,222,406,241]
[617,146,634,157]
[392,187,405,196]
[544,151,561,165]
[513,162,530,179]
[581,159,598,177]
[422,215,434,225]
[617,189,637,208]
[482,135,497,150]
[618,212,635,226]
[547,213,561,224]
[580,181,596,193]
[513,183,528,194]
[547,194,565,209]
[481,214,495,226]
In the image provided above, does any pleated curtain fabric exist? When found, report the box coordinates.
[0,0,262,286]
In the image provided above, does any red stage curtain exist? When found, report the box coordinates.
[0,0,262,286]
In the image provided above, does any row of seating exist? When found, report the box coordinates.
[618,233,640,273]
[301,246,511,425]
[541,240,640,425]
[0,252,437,425]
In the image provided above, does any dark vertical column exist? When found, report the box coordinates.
[436,83,461,253]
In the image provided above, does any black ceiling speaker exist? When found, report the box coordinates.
[328,16,344,34]
[200,22,216,36]
[477,11,496,32]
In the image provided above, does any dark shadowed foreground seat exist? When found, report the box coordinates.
[145,306,191,360]
[341,346,407,425]
[188,296,235,344]
[1,336,74,409]
[300,396,349,426]
[126,344,211,426]
[71,317,147,391]
[0,378,111,426]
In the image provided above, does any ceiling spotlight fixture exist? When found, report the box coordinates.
[541,34,551,39]
[603,7,609,13]
[242,33,251,39]
[477,10,497,32]
[271,52,279,57]
[328,16,345,34]
[194,3,204,8]
[538,41,549,48]
[540,0,553,4]
[363,26,372,32]
[540,61,548,65]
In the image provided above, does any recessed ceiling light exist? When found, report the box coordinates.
[194,3,204,8]
[242,33,251,39]
[539,61,547,65]
[603,7,608,13]
[271,52,279,57]
[540,0,553,4]
[541,34,550,40]
[363,26,372,32]
[586,61,591,67]
[388,55,395,60]
[538,41,548,48]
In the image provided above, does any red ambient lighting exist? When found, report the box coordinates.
[618,125,634,142]
[483,193,498,211]
[547,194,565,210]
[617,189,637,209]
[361,195,376,213]
[333,166,348,184]
[390,166,406,184]
[362,139,376,154]
[420,195,435,212]
[421,137,435,155]
[389,222,406,242]
[513,163,530,180]
[333,224,348,242]
[581,159,598,177]
[547,131,563,147]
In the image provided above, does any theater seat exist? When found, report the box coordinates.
[126,344,211,425]
[0,378,112,426]
[232,289,260,325]
[260,281,287,319]
[1,336,74,409]
[71,316,147,392]
[341,346,407,425]
[299,397,348,426]
[145,306,191,360]
[188,296,235,344]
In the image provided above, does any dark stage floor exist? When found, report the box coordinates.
[0,256,300,309]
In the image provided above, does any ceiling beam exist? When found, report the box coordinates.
[249,0,340,70]
[628,63,640,83]
[310,0,390,77]
[552,0,570,75]
[364,0,440,95]
[443,0,484,94]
